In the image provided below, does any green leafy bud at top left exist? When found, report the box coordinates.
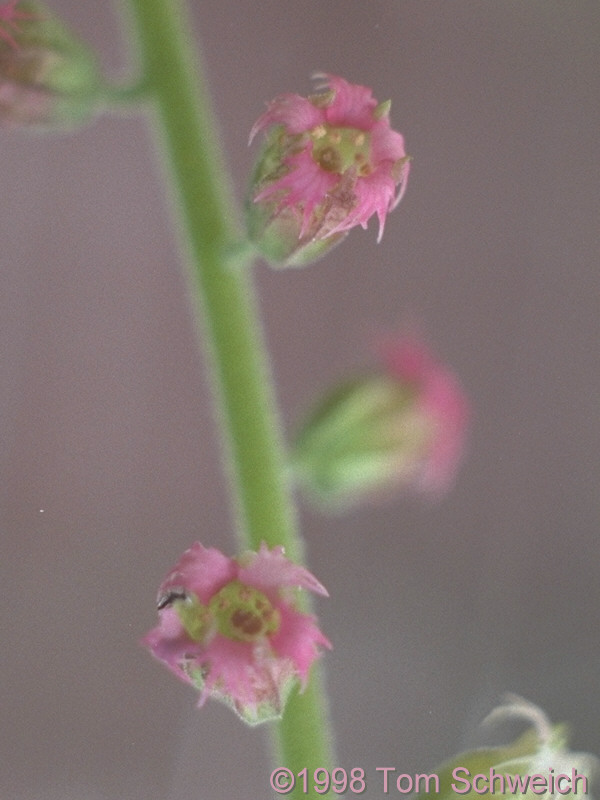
[0,1,101,128]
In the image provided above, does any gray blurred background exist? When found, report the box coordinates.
[1,1,599,798]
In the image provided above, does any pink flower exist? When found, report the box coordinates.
[0,1,31,49]
[0,1,100,128]
[247,74,410,267]
[143,543,331,725]
[292,334,468,507]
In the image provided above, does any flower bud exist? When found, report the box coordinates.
[143,542,331,726]
[247,74,410,267]
[416,695,598,800]
[0,1,101,128]
[291,336,468,508]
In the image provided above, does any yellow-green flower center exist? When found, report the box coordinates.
[174,582,281,644]
[175,594,213,642]
[309,124,371,176]
[210,580,281,643]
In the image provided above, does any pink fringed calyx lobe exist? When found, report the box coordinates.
[143,543,331,726]
[247,73,410,267]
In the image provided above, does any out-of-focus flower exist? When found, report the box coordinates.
[0,1,100,127]
[247,73,410,267]
[143,542,330,726]
[291,335,468,509]
[416,695,598,800]
[0,1,31,49]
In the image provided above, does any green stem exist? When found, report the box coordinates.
[122,0,334,795]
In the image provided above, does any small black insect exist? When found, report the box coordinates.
[157,588,188,610]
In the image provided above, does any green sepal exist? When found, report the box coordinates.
[417,697,598,800]
[418,730,552,800]
[185,661,299,727]
[291,376,425,508]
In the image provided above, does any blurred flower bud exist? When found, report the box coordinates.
[0,1,101,128]
[416,695,598,800]
[143,542,331,726]
[291,335,468,508]
[247,73,410,267]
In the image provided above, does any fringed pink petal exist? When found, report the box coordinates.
[316,73,378,130]
[369,121,408,163]
[157,542,236,605]
[142,608,203,685]
[326,169,397,241]
[270,604,332,685]
[254,149,339,237]
[249,92,324,143]
[238,542,329,597]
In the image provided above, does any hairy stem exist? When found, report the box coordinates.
[123,0,334,795]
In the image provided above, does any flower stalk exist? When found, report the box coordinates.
[123,0,333,793]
